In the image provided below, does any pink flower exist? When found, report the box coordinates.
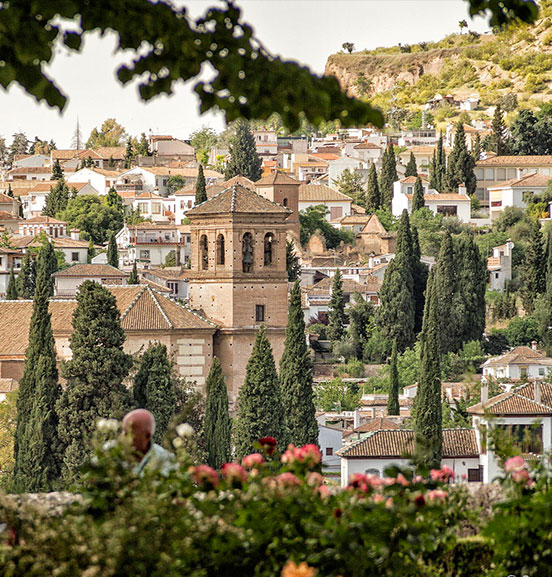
[318,485,331,498]
[430,466,455,483]
[372,493,385,504]
[301,444,322,466]
[189,465,219,489]
[258,436,278,455]
[281,444,322,468]
[426,489,448,502]
[511,468,531,483]
[306,472,324,487]
[505,456,526,473]
[221,463,247,485]
[396,473,409,487]
[276,472,300,487]
[385,497,394,509]
[242,453,264,469]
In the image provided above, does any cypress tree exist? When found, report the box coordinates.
[365,162,381,212]
[51,158,64,180]
[429,150,439,191]
[327,269,346,343]
[348,291,373,360]
[107,232,119,268]
[491,104,508,156]
[377,210,415,352]
[412,176,425,212]
[411,226,428,335]
[379,142,398,209]
[204,357,231,469]
[6,266,18,300]
[128,261,139,284]
[124,138,134,169]
[43,179,70,217]
[40,238,58,296]
[87,238,96,264]
[13,246,62,492]
[435,231,459,354]
[279,280,318,447]
[105,187,124,214]
[133,343,176,444]
[7,183,13,197]
[404,152,418,177]
[436,132,446,192]
[539,231,552,355]
[520,222,546,314]
[387,340,400,416]
[445,122,476,195]
[57,281,132,481]
[414,269,442,469]
[286,240,301,282]
[224,120,263,182]
[17,252,36,298]
[195,164,207,204]
[472,132,481,161]
[234,326,287,458]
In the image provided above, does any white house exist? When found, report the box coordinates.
[337,428,481,486]
[327,157,367,185]
[468,382,552,483]
[141,267,189,299]
[52,264,129,297]
[351,143,383,165]
[11,231,93,267]
[487,173,550,221]
[20,181,100,218]
[132,191,175,222]
[318,424,343,472]
[7,166,57,181]
[18,216,67,238]
[149,135,195,161]
[487,241,514,292]
[392,177,471,222]
[253,129,278,155]
[13,153,50,168]
[66,167,121,194]
[0,247,23,296]
[481,346,552,382]
[298,183,353,221]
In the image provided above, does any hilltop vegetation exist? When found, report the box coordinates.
[325,0,552,125]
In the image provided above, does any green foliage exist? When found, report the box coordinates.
[430,133,446,192]
[333,168,365,205]
[6,267,18,300]
[412,176,425,212]
[166,175,186,196]
[190,126,218,165]
[314,377,361,411]
[348,291,373,359]
[404,152,418,177]
[489,103,509,155]
[133,343,176,444]
[519,222,545,314]
[163,250,177,268]
[13,246,62,492]
[506,315,540,346]
[57,281,132,481]
[387,340,400,415]
[410,207,443,257]
[51,158,64,180]
[105,187,124,214]
[299,205,354,249]
[17,252,35,299]
[43,179,70,217]
[107,232,119,268]
[379,142,398,209]
[365,162,381,212]
[234,326,287,459]
[86,118,128,148]
[224,120,263,181]
[279,280,318,447]
[59,195,124,244]
[445,122,476,196]
[327,270,346,343]
[124,138,134,169]
[128,261,139,285]
[285,240,301,282]
[509,109,552,155]
[335,358,365,378]
[195,164,207,204]
[204,357,231,469]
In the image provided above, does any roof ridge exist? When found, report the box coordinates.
[120,286,147,320]
[147,286,218,328]
[147,287,173,329]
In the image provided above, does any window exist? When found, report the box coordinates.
[71,252,79,262]
[168,282,178,295]
[216,234,225,265]
[539,367,545,376]
[200,234,208,270]
[139,250,150,260]
[152,202,161,214]
[520,367,528,379]
[242,232,254,273]
[330,206,343,220]
[496,424,543,454]
[365,468,380,477]
[436,205,458,217]
[0,257,3,267]
[467,467,482,482]
[255,304,265,322]
[264,233,274,266]
[407,186,413,194]
[325,447,333,456]
[495,273,499,279]
[283,197,288,207]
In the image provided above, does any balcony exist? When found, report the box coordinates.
[115,183,144,193]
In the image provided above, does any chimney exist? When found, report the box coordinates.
[353,409,360,429]
[70,229,80,241]
[481,384,488,406]
[536,381,541,404]
[531,340,538,351]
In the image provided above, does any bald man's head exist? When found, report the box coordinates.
[123,409,156,455]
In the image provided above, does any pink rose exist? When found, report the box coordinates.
[276,472,300,487]
[504,456,526,473]
[372,493,385,504]
[430,466,455,483]
[189,465,219,489]
[426,489,448,502]
[396,473,410,487]
[242,453,264,469]
[318,485,331,498]
[306,472,324,487]
[221,463,247,485]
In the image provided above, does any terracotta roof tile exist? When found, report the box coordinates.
[53,264,127,278]
[405,193,471,201]
[354,142,381,150]
[483,346,552,367]
[298,184,352,202]
[338,429,478,458]
[477,156,552,167]
[256,171,299,186]
[468,383,552,415]
[488,173,551,189]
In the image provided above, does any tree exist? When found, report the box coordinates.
[434,232,459,354]
[348,291,373,360]
[57,281,132,481]
[299,204,354,249]
[43,179,70,217]
[490,104,509,155]
[51,158,64,180]
[404,152,418,177]
[520,222,546,314]
[414,269,442,470]
[136,133,149,156]
[13,245,62,492]
[342,42,355,53]
[510,109,552,156]
[412,176,425,212]
[458,19,468,33]
[445,122,476,195]
[124,138,134,169]
[314,378,361,411]
[190,126,218,165]
[204,357,231,469]
[128,261,139,284]
[539,231,552,355]
[9,132,29,163]
[39,236,58,296]
[279,280,318,447]
[286,240,301,282]
[133,343,176,444]
[387,340,400,416]
[107,232,119,268]
[327,270,346,343]
[411,226,428,335]
[166,175,186,196]
[59,195,124,244]
[429,132,446,192]
[195,164,207,204]
[365,162,381,212]
[87,239,96,264]
[379,142,398,209]
[17,252,36,299]
[71,118,83,150]
[377,210,415,352]
[333,168,365,205]
[234,326,287,458]
[105,187,124,214]
[6,267,18,300]
[224,120,263,182]
[86,118,128,148]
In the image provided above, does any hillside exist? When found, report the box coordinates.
[325,1,552,122]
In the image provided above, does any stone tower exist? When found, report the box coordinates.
[255,172,300,240]
[186,183,292,403]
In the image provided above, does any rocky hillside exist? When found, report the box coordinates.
[325,1,552,118]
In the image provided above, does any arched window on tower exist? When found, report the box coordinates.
[200,234,208,270]
[282,198,288,207]
[242,232,254,273]
[264,233,274,266]
[216,233,225,265]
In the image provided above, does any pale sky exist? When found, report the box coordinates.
[0,0,490,148]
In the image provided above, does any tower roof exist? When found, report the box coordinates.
[256,171,299,186]
[187,183,292,217]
